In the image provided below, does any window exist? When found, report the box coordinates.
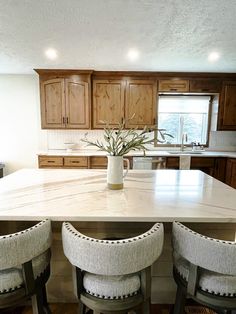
[157,95,211,145]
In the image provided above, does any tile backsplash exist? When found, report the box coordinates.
[46,130,106,150]
[208,131,236,151]
[40,130,236,152]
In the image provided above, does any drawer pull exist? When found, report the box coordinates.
[47,160,55,163]
[71,161,80,163]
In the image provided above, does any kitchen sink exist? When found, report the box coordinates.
[167,151,204,154]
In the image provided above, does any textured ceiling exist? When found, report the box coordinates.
[1,0,236,74]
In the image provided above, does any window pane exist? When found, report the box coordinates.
[158,96,210,145]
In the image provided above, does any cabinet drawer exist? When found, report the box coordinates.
[90,156,108,169]
[38,156,63,167]
[159,80,189,92]
[191,157,215,168]
[189,79,221,93]
[64,156,88,167]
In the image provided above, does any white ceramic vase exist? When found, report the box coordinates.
[107,156,130,190]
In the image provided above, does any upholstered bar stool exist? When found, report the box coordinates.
[0,219,52,314]
[62,222,164,314]
[172,221,236,314]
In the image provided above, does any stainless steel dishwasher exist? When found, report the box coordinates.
[132,157,166,169]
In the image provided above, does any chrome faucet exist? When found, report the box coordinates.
[180,132,188,151]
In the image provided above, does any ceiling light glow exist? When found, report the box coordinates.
[127,49,140,61]
[208,52,220,62]
[45,48,58,60]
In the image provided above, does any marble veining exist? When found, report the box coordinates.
[0,169,235,222]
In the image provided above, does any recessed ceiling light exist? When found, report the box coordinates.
[208,52,220,62]
[127,49,140,61]
[45,48,58,60]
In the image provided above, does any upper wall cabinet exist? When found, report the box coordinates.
[40,78,65,128]
[36,70,91,129]
[93,78,157,128]
[189,79,221,93]
[125,79,157,128]
[218,81,236,130]
[159,79,189,92]
[93,79,125,128]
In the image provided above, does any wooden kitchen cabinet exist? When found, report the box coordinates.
[36,70,91,129]
[40,78,65,128]
[159,79,189,92]
[64,156,88,168]
[38,156,64,168]
[218,81,236,130]
[65,78,90,129]
[191,157,215,176]
[125,80,157,128]
[93,79,125,128]
[93,78,157,129]
[225,158,236,188]
[213,157,226,182]
[90,156,107,169]
[38,156,88,168]
[189,79,221,93]
[166,157,224,179]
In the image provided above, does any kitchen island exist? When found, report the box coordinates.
[0,169,236,303]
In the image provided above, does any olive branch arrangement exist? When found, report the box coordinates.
[81,118,173,156]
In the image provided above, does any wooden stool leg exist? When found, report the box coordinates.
[142,298,150,314]
[32,288,46,314]
[42,285,51,314]
[78,300,86,314]
[173,285,186,314]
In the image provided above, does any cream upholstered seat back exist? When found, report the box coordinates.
[172,221,236,275]
[0,220,52,271]
[62,222,164,276]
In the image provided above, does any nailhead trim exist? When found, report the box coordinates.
[64,222,161,245]
[0,219,48,240]
[0,284,23,294]
[175,221,236,245]
[85,289,138,299]
[175,266,236,298]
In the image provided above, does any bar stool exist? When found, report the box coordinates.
[172,221,236,313]
[0,219,52,314]
[62,222,164,314]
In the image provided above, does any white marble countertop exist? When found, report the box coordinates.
[0,169,236,222]
[38,149,236,158]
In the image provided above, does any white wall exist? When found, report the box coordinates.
[0,75,43,175]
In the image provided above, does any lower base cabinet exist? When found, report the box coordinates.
[166,156,236,188]
[38,156,88,168]
[38,155,235,188]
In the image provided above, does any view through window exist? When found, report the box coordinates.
[157,95,211,145]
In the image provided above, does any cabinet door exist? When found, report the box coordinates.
[159,79,189,92]
[65,79,90,129]
[93,80,125,128]
[40,79,66,128]
[125,80,157,128]
[189,79,221,93]
[218,82,236,130]
[225,158,236,189]
[213,158,226,182]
